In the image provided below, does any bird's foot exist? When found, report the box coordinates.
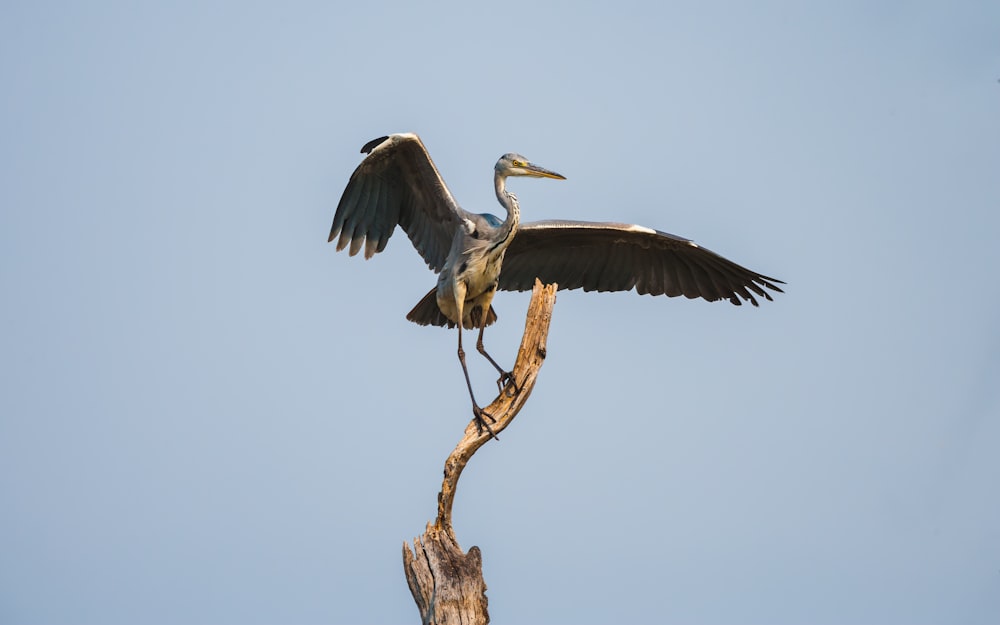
[473,405,499,441]
[495,370,519,397]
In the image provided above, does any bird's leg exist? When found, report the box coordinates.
[475,323,518,397]
[457,323,499,441]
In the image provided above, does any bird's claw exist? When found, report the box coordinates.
[496,370,519,397]
[473,405,499,441]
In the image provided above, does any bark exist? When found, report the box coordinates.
[402,280,557,625]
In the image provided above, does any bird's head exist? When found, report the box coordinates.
[495,153,566,180]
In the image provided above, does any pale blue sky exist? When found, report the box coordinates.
[2,2,999,624]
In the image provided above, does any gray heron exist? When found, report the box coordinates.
[329,133,783,436]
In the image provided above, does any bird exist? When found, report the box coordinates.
[329,133,783,436]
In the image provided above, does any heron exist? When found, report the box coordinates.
[329,133,783,436]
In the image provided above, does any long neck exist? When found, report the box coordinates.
[493,172,520,244]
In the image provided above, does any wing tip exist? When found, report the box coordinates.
[360,136,390,154]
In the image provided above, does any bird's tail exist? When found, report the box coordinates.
[406,288,497,329]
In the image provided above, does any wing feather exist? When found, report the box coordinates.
[660,251,683,298]
[618,246,639,292]
[638,245,660,295]
[596,243,624,292]
[499,220,783,306]
[328,133,466,271]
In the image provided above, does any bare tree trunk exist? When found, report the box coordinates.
[402,280,558,625]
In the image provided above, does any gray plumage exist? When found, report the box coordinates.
[328,133,783,435]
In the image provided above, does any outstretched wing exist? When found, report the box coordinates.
[499,220,784,306]
[328,133,467,272]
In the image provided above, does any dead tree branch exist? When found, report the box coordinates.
[402,279,557,625]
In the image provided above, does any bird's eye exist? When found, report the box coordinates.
[512,160,524,167]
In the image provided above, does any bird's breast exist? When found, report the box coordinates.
[459,250,505,299]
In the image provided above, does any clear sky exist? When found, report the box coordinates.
[2,1,999,624]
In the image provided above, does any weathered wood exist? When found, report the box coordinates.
[403,280,557,625]
[402,526,488,625]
